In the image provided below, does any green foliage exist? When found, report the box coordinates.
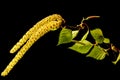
[112,53,120,64]
[69,28,93,54]
[86,45,107,60]
[57,28,72,45]
[57,27,120,64]
[69,40,93,54]
[103,38,110,43]
[90,28,104,44]
[57,16,120,65]
[81,29,89,41]
[72,30,79,39]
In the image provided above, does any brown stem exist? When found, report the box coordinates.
[71,40,85,45]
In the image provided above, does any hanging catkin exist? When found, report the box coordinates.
[1,14,65,77]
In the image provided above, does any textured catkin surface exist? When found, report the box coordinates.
[1,14,65,77]
[10,14,65,53]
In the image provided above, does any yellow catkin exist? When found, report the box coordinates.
[1,14,65,77]
[10,14,65,53]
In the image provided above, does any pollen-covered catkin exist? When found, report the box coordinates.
[1,14,65,77]
[10,14,65,53]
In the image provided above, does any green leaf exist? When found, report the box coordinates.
[69,40,93,54]
[87,45,107,60]
[72,30,79,39]
[103,38,110,43]
[112,53,120,64]
[90,28,104,44]
[81,29,89,41]
[57,28,72,45]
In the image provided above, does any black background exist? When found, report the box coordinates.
[0,1,120,80]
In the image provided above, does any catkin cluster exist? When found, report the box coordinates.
[1,14,65,77]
